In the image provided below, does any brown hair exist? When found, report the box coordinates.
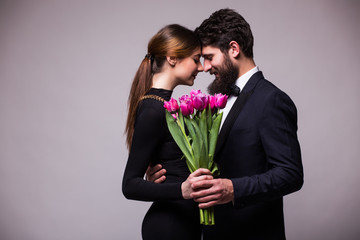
[195,8,254,58]
[125,24,201,149]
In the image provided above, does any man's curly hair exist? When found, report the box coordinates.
[194,8,254,58]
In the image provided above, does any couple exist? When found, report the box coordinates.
[122,8,303,240]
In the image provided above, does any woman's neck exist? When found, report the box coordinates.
[151,72,176,90]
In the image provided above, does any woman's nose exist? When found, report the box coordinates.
[197,62,204,72]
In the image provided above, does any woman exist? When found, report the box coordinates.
[122,24,204,240]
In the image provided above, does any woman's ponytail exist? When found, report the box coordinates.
[125,56,153,149]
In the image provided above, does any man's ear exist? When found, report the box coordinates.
[166,56,177,66]
[229,41,241,58]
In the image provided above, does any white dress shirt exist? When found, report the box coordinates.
[220,66,259,129]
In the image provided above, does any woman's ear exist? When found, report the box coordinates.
[229,41,241,58]
[166,56,177,66]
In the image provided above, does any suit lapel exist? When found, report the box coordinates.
[214,71,264,157]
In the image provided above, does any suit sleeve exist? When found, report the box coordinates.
[231,90,303,207]
[122,104,183,201]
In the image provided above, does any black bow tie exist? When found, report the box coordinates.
[230,85,240,96]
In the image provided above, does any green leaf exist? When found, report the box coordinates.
[184,117,200,170]
[207,104,213,130]
[199,109,209,155]
[189,118,208,169]
[178,111,185,131]
[198,140,208,169]
[165,111,195,171]
[207,154,219,176]
[207,112,223,172]
[208,112,223,157]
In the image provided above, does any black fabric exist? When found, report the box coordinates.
[230,84,240,96]
[122,88,201,240]
[203,72,303,240]
[215,88,253,157]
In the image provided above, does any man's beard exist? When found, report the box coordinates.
[207,55,239,95]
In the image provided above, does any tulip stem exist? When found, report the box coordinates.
[199,207,215,225]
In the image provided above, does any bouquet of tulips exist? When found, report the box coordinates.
[163,89,228,225]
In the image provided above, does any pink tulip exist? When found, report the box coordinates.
[190,90,209,112]
[190,89,202,97]
[171,113,178,120]
[193,93,209,111]
[214,93,228,109]
[208,95,217,111]
[179,95,194,116]
[179,94,191,103]
[164,98,179,113]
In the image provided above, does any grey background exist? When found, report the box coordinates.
[1,0,359,239]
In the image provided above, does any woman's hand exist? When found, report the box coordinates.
[146,164,166,183]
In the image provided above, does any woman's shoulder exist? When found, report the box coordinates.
[136,88,173,120]
[137,99,166,121]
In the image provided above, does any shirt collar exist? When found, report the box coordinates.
[235,66,259,92]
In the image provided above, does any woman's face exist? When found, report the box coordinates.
[173,48,203,86]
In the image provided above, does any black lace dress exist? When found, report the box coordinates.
[122,88,201,240]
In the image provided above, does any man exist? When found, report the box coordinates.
[147,8,303,239]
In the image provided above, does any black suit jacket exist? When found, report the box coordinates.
[203,71,303,240]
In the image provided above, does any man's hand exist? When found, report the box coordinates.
[181,168,213,199]
[146,164,166,183]
[191,178,234,208]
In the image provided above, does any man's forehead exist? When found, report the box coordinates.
[202,46,221,56]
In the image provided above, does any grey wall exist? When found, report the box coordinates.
[1,0,359,239]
